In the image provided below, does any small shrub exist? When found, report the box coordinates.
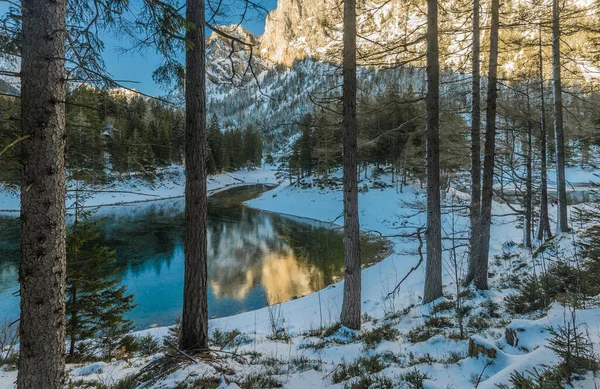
[331,355,387,384]
[210,328,250,350]
[67,381,107,389]
[406,352,436,366]
[506,263,581,314]
[266,303,288,342]
[343,374,394,389]
[547,321,599,381]
[236,373,282,389]
[440,351,466,364]
[360,322,400,349]
[427,316,453,329]
[303,322,341,338]
[431,300,455,315]
[481,299,501,318]
[400,367,431,389]
[289,356,322,372]
[496,367,563,389]
[133,334,161,356]
[384,304,414,322]
[322,322,342,338]
[111,374,139,389]
[162,317,182,351]
[0,320,18,367]
[467,313,492,331]
[407,325,441,343]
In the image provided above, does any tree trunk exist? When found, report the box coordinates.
[18,0,67,387]
[180,0,209,350]
[423,0,442,303]
[525,83,533,249]
[467,0,481,284]
[537,28,552,241]
[340,0,361,330]
[68,285,77,357]
[552,0,568,233]
[475,0,500,290]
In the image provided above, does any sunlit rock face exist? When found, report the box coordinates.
[208,210,325,305]
[259,0,339,66]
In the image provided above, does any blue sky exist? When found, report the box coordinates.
[0,0,278,96]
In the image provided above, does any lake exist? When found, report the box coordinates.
[0,185,387,329]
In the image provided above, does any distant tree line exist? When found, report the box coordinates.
[207,113,263,173]
[0,87,263,186]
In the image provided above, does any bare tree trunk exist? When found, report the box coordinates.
[537,28,552,241]
[475,0,500,290]
[552,0,568,233]
[467,0,481,284]
[180,0,209,350]
[423,0,442,303]
[18,0,67,387]
[525,83,533,249]
[340,0,361,330]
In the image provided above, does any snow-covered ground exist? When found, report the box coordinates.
[1,168,599,388]
[0,165,279,213]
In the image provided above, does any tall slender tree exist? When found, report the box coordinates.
[537,27,552,241]
[525,82,533,248]
[552,0,568,233]
[340,0,361,330]
[475,0,500,290]
[180,0,209,350]
[467,0,481,284]
[18,0,67,387]
[423,0,442,303]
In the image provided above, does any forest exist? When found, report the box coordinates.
[2,0,600,387]
[0,87,263,186]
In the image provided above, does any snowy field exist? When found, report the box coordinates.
[1,167,599,388]
[0,165,279,213]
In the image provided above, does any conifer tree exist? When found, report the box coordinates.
[66,189,135,360]
[340,0,361,330]
[207,114,223,172]
[19,0,68,386]
[423,0,442,303]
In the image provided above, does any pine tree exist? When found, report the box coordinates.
[243,126,258,170]
[474,0,500,291]
[66,191,135,360]
[19,0,68,386]
[340,0,361,330]
[207,114,223,172]
[423,0,442,303]
[552,0,569,233]
[180,0,209,351]
[298,114,315,177]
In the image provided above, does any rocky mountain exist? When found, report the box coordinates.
[204,0,600,152]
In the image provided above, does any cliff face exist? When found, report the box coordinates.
[258,0,340,66]
[206,25,266,87]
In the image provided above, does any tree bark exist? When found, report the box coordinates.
[475,0,500,290]
[340,0,361,330]
[467,0,481,284]
[537,28,552,241]
[423,0,442,303]
[552,0,568,233]
[18,0,67,387]
[180,0,209,350]
[525,83,533,249]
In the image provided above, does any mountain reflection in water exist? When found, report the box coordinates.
[0,185,385,329]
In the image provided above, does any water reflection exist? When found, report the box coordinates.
[0,185,383,329]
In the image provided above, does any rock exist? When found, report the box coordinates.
[505,327,519,347]
[468,336,498,359]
